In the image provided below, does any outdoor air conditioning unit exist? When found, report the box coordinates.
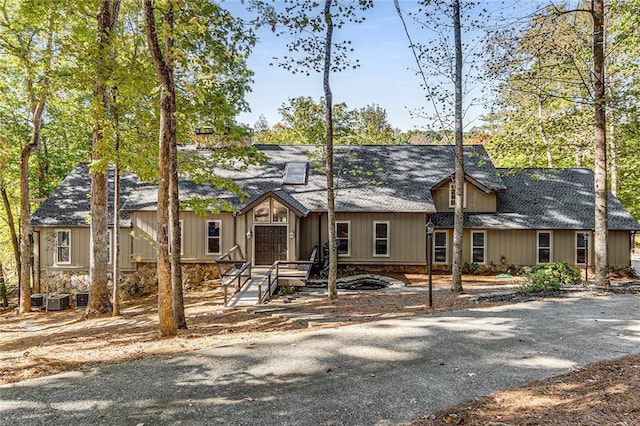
[46,294,69,311]
[31,293,44,309]
[75,291,89,308]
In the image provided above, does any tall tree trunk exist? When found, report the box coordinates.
[18,101,45,314]
[170,139,186,328]
[143,0,177,337]
[323,0,338,300]
[87,0,120,316]
[451,0,464,293]
[592,0,609,286]
[112,164,121,316]
[1,184,20,289]
[609,121,617,196]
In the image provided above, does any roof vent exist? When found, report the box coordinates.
[283,162,308,185]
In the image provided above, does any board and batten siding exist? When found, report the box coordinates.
[298,212,322,261]
[609,231,633,267]
[132,210,239,262]
[305,212,428,265]
[432,184,496,213]
[458,229,631,268]
[38,227,134,270]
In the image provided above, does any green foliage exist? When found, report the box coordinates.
[278,283,296,296]
[517,262,581,294]
[462,262,480,274]
[253,96,400,145]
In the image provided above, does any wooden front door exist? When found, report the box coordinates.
[254,226,288,265]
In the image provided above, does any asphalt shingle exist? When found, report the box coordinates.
[33,146,638,232]
[430,168,640,230]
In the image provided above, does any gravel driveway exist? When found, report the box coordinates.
[1,293,639,425]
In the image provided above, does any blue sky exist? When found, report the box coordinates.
[224,1,542,132]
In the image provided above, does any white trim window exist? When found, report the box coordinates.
[537,231,552,264]
[471,231,486,264]
[336,221,351,257]
[433,230,448,264]
[206,220,221,255]
[448,182,468,208]
[373,221,390,257]
[576,232,589,265]
[55,229,71,265]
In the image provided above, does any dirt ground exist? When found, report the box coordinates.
[2,273,639,425]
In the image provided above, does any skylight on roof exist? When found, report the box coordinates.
[283,162,308,185]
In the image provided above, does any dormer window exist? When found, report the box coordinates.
[448,182,468,208]
[283,162,308,185]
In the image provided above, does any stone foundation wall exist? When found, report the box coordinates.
[40,263,221,299]
[41,270,91,295]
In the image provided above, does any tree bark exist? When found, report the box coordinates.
[1,184,20,290]
[323,0,338,300]
[451,0,464,293]
[592,0,609,286]
[170,138,186,328]
[143,0,177,337]
[608,121,617,197]
[19,99,47,314]
[112,164,121,316]
[87,0,120,316]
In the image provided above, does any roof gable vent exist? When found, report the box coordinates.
[283,162,308,185]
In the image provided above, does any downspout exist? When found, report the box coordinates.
[245,212,251,264]
[318,213,323,264]
[232,212,237,247]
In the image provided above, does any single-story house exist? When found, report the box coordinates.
[31,144,640,294]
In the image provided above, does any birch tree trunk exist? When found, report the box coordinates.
[112,163,120,316]
[609,121,617,197]
[592,0,609,286]
[451,0,464,293]
[323,0,338,300]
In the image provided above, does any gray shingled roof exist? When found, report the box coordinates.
[120,144,505,214]
[41,146,638,231]
[431,168,640,230]
[32,164,137,227]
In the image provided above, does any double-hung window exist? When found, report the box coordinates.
[55,230,71,265]
[206,220,221,255]
[471,231,486,264]
[373,221,389,257]
[537,231,552,264]
[336,221,351,257]
[433,231,448,264]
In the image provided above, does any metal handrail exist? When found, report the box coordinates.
[256,258,318,304]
